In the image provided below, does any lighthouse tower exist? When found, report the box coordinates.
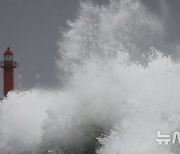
[0,47,18,97]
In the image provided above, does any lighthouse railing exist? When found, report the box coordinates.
[0,61,19,68]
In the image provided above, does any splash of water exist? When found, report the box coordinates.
[0,0,180,154]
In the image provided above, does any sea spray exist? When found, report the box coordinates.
[0,90,52,153]
[0,0,180,154]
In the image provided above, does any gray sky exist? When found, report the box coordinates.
[0,0,180,92]
[141,0,180,43]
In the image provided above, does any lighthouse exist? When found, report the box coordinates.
[0,47,18,97]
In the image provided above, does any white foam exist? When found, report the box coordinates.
[0,0,180,153]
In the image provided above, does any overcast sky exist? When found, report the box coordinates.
[0,0,180,93]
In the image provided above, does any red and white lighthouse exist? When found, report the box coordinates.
[0,47,18,97]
